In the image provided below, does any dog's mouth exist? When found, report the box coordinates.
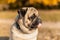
[28,17,41,30]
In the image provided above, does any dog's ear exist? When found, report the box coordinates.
[17,9,23,19]
[21,8,28,17]
[17,9,21,15]
[17,8,27,17]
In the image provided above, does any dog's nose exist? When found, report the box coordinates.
[37,23,42,28]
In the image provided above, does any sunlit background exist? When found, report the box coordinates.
[0,0,60,40]
[1,0,60,10]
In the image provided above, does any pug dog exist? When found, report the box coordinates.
[9,7,42,40]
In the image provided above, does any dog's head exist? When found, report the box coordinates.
[17,7,42,30]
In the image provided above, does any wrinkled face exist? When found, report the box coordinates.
[25,14,37,28]
[18,7,41,29]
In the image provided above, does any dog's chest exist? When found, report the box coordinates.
[10,26,38,40]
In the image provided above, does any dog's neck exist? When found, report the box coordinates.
[15,19,36,34]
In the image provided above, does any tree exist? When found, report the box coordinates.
[16,0,28,7]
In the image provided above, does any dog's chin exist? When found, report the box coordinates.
[30,26,37,30]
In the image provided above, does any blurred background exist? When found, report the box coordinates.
[0,0,60,40]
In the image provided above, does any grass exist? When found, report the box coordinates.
[0,11,17,19]
[0,10,60,22]
[38,27,60,40]
[38,10,60,22]
[39,13,60,22]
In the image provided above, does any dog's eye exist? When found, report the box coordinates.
[28,14,36,21]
